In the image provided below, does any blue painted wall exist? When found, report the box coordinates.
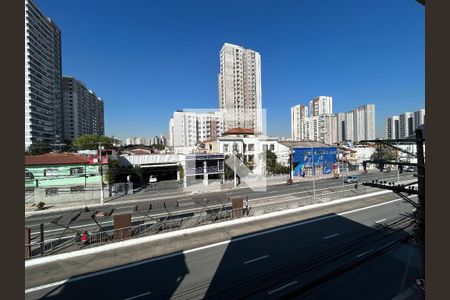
[292,147,337,176]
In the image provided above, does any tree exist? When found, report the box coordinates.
[27,141,52,155]
[178,164,184,179]
[263,150,278,174]
[370,145,399,162]
[73,135,120,150]
[152,144,166,150]
[105,159,121,184]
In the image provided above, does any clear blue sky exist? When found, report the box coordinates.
[35,0,424,140]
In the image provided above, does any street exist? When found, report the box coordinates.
[25,195,421,300]
[24,172,414,251]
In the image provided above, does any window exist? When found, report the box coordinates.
[270,144,275,151]
[263,145,268,152]
[224,144,229,152]
[44,168,58,177]
[70,167,84,176]
[248,144,254,151]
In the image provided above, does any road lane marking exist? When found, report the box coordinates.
[323,233,339,239]
[244,255,269,264]
[123,291,151,300]
[374,219,386,224]
[25,195,417,294]
[267,280,298,295]
[356,248,375,258]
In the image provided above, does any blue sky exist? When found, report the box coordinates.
[35,0,424,140]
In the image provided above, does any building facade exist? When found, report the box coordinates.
[290,104,308,140]
[25,0,63,149]
[385,115,400,139]
[413,109,425,131]
[62,76,104,141]
[352,104,375,142]
[218,43,262,134]
[399,112,415,139]
[169,111,225,149]
[309,96,333,117]
[336,112,346,142]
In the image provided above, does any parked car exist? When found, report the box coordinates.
[344,176,359,184]
[148,176,157,183]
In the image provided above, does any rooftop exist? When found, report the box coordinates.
[25,153,90,166]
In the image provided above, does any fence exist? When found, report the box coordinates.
[25,206,250,258]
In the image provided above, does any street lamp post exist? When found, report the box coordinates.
[311,147,316,200]
[289,148,294,182]
[98,142,104,205]
[233,142,237,189]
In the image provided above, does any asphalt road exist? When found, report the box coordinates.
[24,172,414,246]
[25,195,419,300]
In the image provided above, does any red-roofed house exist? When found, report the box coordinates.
[25,153,106,188]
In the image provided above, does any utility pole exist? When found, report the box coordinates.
[98,141,104,205]
[311,147,316,200]
[415,129,425,280]
[233,142,237,189]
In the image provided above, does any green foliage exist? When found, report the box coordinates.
[224,154,244,180]
[178,164,184,179]
[151,144,166,150]
[73,135,120,150]
[27,141,52,155]
[264,150,277,173]
[371,145,399,162]
[105,159,121,184]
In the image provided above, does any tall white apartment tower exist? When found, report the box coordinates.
[218,43,262,134]
[25,0,63,149]
[385,116,400,139]
[344,111,355,142]
[336,112,346,142]
[399,112,415,138]
[309,96,333,117]
[414,109,425,130]
[353,104,375,142]
[290,104,308,140]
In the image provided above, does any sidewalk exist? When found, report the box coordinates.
[24,170,367,215]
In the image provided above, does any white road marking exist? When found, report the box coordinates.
[323,233,339,239]
[356,248,375,258]
[25,195,417,294]
[24,280,68,294]
[374,219,386,224]
[267,280,298,295]
[123,291,151,300]
[244,255,269,264]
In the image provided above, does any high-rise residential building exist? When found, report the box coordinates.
[290,104,308,140]
[399,112,415,139]
[336,112,346,142]
[385,116,400,139]
[62,76,104,141]
[169,118,174,147]
[344,111,354,142]
[414,109,425,130]
[309,96,333,117]
[218,43,262,134]
[169,111,225,148]
[25,0,63,149]
[352,104,375,142]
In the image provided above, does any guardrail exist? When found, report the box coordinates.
[25,207,249,258]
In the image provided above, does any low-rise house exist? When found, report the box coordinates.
[25,153,106,188]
